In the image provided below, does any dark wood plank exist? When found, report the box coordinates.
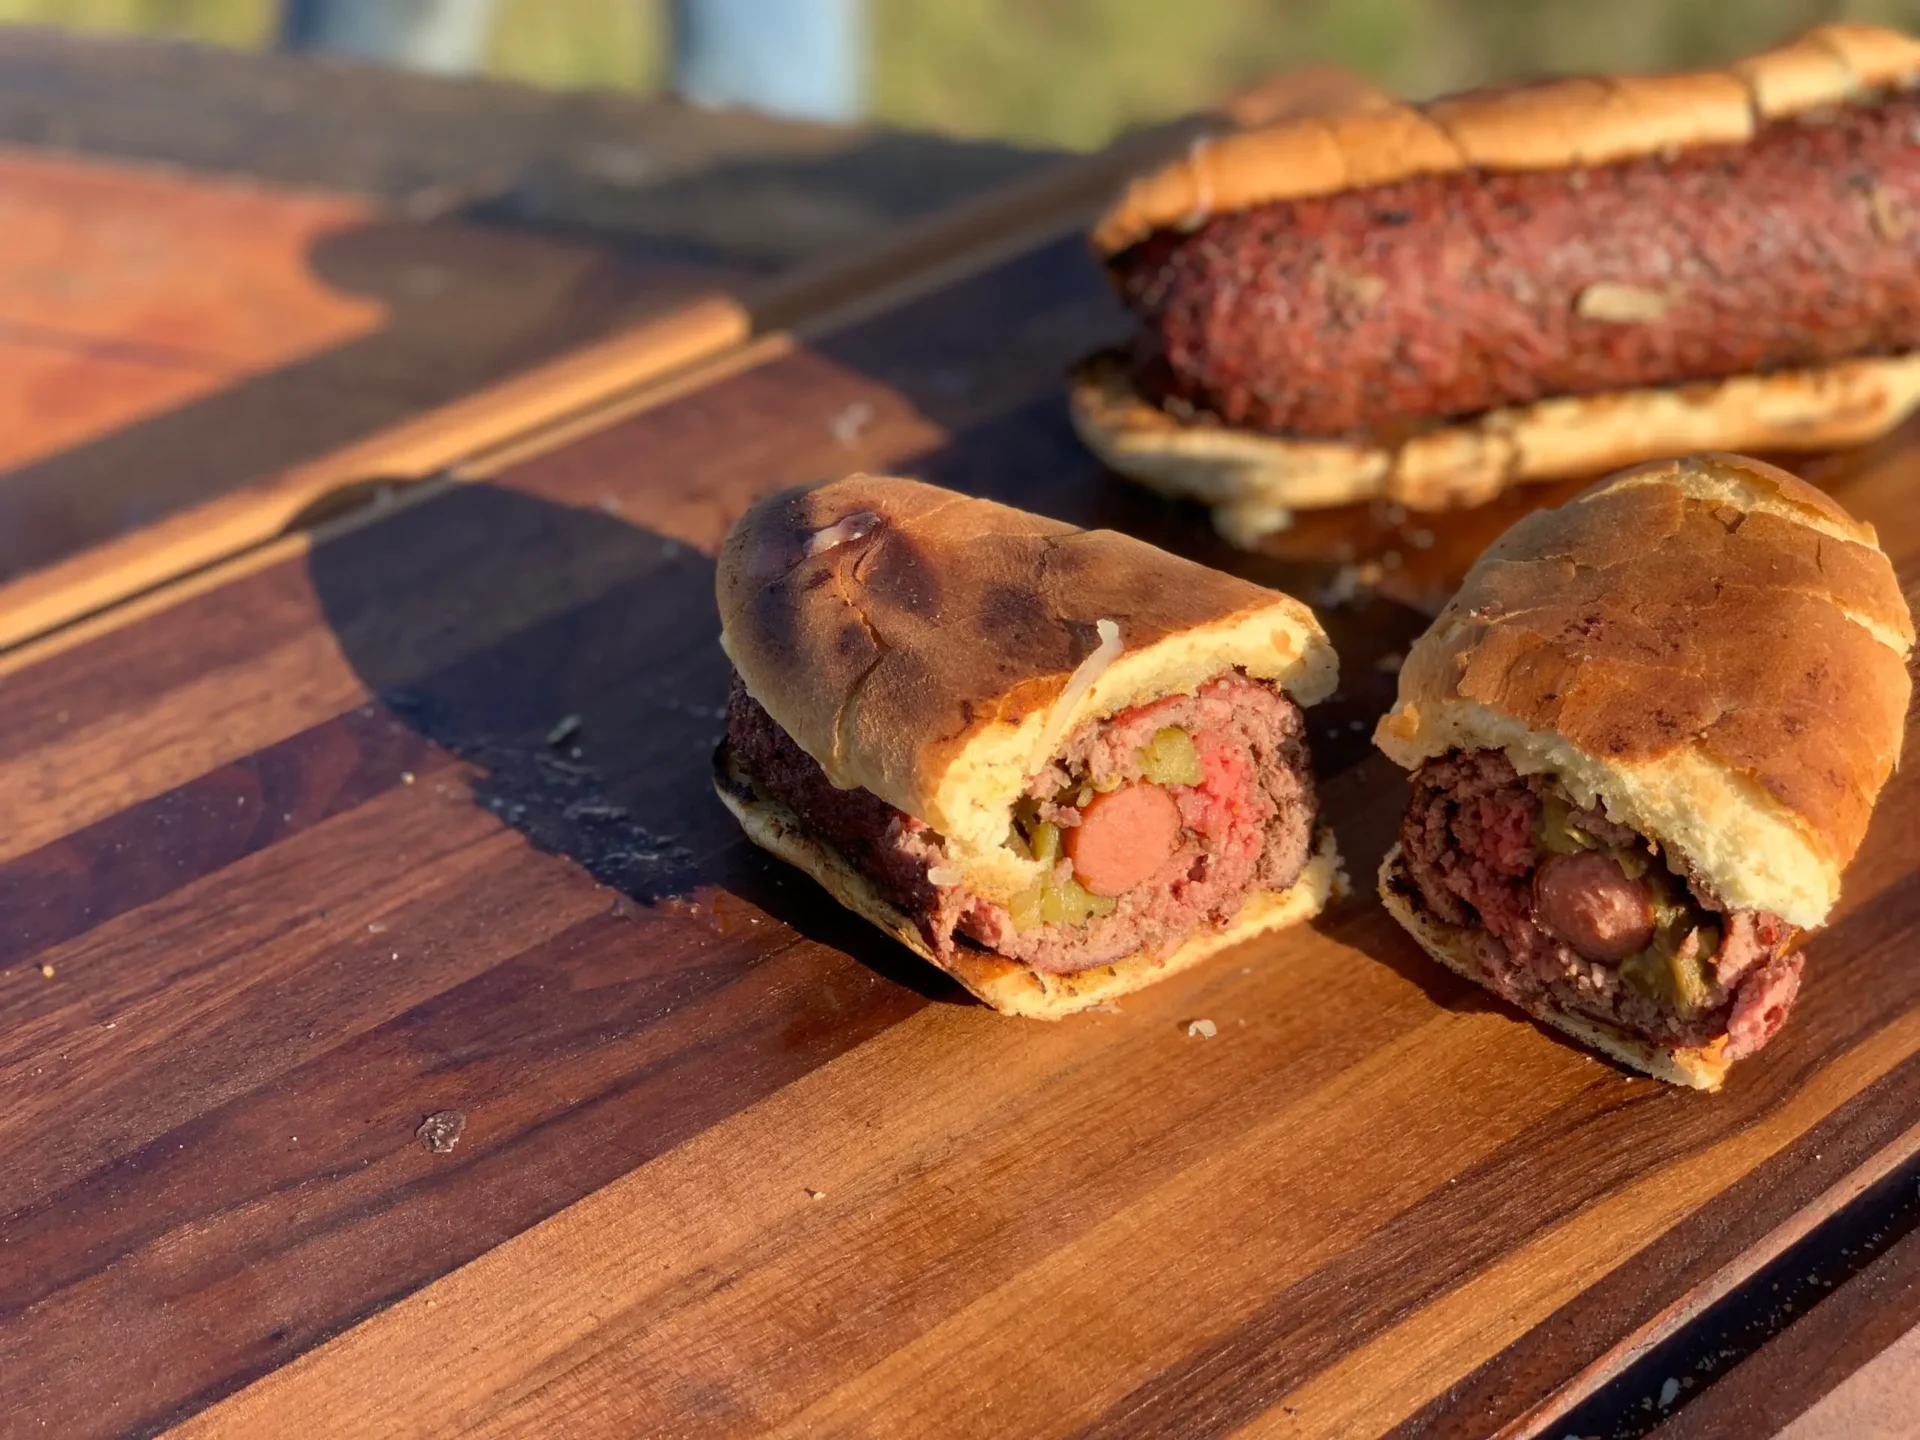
[1,206,1918,1440]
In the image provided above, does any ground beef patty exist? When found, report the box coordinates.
[724,671,1316,974]
[1111,90,1920,439]
[1397,750,1801,1059]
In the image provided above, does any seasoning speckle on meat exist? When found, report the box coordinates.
[1112,91,1920,438]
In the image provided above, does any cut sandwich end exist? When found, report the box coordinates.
[1373,702,1839,930]
[717,761,1343,1020]
[1378,844,1731,1089]
[920,602,1335,862]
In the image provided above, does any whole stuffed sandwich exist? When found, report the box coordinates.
[1373,453,1914,1088]
[1074,23,1920,545]
[714,474,1341,1018]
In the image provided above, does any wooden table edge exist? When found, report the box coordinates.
[1508,1113,1920,1437]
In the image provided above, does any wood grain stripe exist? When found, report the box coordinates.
[1392,1054,1920,1437]
[0,703,448,972]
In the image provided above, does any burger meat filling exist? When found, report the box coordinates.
[723,671,1316,973]
[1395,750,1802,1060]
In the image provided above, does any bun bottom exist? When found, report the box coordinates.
[1069,349,1920,547]
[715,751,1344,1019]
[1378,844,1731,1090]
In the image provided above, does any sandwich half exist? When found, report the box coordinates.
[714,474,1341,1018]
[1074,23,1920,545]
[1373,453,1913,1088]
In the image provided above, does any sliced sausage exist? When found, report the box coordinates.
[1065,783,1183,898]
[1531,851,1655,963]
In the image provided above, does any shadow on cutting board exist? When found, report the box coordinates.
[305,480,968,1006]
[304,480,1484,1019]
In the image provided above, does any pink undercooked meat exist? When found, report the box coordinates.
[723,670,1315,974]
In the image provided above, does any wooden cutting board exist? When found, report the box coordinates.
[3,176,1919,1440]
[0,144,747,592]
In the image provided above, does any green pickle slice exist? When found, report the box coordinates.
[1137,727,1203,787]
[1007,871,1117,931]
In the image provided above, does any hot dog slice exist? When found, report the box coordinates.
[1065,783,1183,898]
[1532,851,1655,963]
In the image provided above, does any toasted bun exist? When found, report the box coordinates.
[717,740,1343,1019]
[717,475,1334,897]
[1069,350,1920,545]
[1379,845,1729,1089]
[1373,454,1914,928]
[1092,23,1920,255]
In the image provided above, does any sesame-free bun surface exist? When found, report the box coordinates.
[1092,23,1920,255]
[1378,845,1730,1089]
[1374,453,1914,929]
[1069,350,1920,545]
[717,475,1335,890]
[716,736,1342,1019]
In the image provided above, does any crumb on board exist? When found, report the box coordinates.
[39,963,54,979]
[416,1109,467,1154]
[1374,652,1405,675]
[1186,1018,1218,1039]
[805,1188,827,1201]
[1311,561,1384,611]
[546,714,583,747]
[401,772,416,786]
[1083,1002,1122,1014]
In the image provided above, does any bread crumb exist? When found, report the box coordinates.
[39,963,54,979]
[1374,652,1405,674]
[1186,1018,1218,1039]
[401,771,415,786]
[805,1188,827,1201]
[416,1110,466,1154]
[1658,1377,1680,1408]
[1083,1002,1121,1013]
[546,714,583,747]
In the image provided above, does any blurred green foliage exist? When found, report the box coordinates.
[2,0,1919,148]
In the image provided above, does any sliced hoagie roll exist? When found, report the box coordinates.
[1076,24,1920,543]
[1373,453,1914,1088]
[715,474,1341,1018]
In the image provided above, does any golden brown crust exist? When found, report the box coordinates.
[1378,845,1729,1089]
[716,475,1332,858]
[716,741,1343,1019]
[1375,453,1913,926]
[1069,349,1920,544]
[1091,23,1920,255]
